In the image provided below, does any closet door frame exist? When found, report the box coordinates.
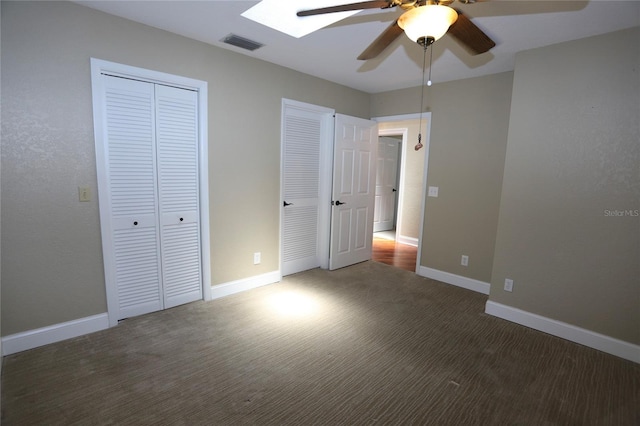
[91,58,210,326]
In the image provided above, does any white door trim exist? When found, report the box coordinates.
[415,113,431,273]
[91,58,210,326]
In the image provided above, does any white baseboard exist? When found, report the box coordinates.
[2,313,109,356]
[417,266,490,295]
[210,270,281,300]
[396,235,418,247]
[485,301,640,364]
[1,273,281,357]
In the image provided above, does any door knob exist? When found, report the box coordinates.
[334,200,346,206]
[283,201,293,207]
[392,188,397,192]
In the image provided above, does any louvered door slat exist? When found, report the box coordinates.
[284,116,321,199]
[281,107,325,275]
[283,205,318,261]
[156,85,202,308]
[104,76,163,319]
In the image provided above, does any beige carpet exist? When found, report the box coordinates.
[2,261,639,425]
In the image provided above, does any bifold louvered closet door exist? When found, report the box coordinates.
[102,75,202,321]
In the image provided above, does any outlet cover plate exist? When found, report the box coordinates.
[78,186,91,202]
[504,278,514,292]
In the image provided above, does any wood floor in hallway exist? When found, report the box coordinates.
[372,236,417,272]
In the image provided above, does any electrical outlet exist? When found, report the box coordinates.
[253,252,261,265]
[78,186,91,202]
[461,255,469,266]
[428,186,439,197]
[504,278,514,292]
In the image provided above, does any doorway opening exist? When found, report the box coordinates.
[374,135,402,235]
[373,134,416,271]
[373,133,417,272]
[371,115,431,273]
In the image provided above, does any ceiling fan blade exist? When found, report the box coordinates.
[448,11,495,55]
[358,20,405,60]
[297,1,392,17]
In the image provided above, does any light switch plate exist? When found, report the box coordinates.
[428,186,439,197]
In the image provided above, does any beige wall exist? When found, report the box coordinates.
[372,72,513,283]
[1,1,370,335]
[3,1,637,349]
[490,27,640,344]
[377,119,426,240]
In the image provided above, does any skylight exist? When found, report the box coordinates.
[241,0,361,38]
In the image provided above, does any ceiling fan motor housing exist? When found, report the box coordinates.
[417,36,435,47]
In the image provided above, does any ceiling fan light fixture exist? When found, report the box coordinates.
[398,5,458,45]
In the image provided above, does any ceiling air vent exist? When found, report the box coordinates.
[221,34,264,52]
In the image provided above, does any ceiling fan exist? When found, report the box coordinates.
[297,0,496,60]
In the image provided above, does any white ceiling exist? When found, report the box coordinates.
[76,0,640,94]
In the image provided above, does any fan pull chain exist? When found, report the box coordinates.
[428,43,433,87]
[416,44,429,151]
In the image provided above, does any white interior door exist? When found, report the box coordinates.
[96,73,203,323]
[329,114,378,270]
[156,84,203,308]
[281,100,334,276]
[101,76,164,321]
[374,137,400,233]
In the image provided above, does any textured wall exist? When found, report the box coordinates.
[490,27,640,344]
[420,73,512,283]
[1,1,370,335]
[2,2,107,334]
